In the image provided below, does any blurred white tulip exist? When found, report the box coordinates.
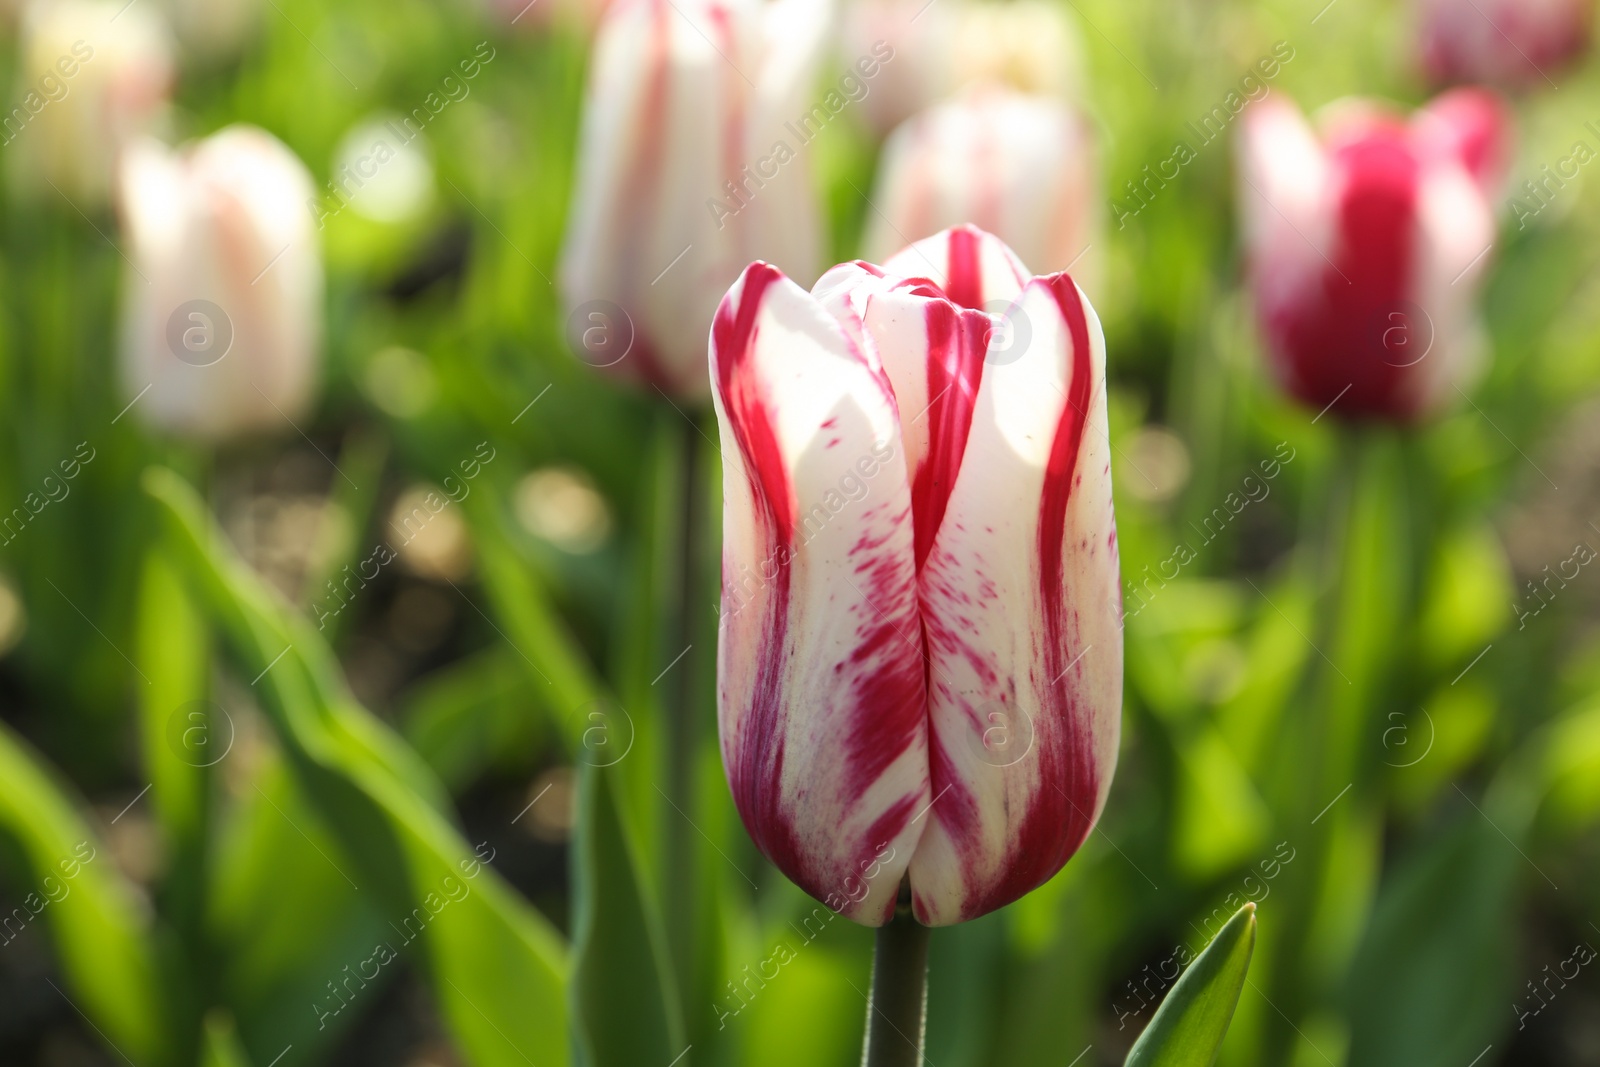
[842,0,1084,137]
[10,0,173,207]
[118,126,324,440]
[865,87,1099,292]
[559,0,835,399]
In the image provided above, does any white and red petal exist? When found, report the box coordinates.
[882,223,1030,312]
[907,272,1121,926]
[712,261,929,925]
[813,258,997,571]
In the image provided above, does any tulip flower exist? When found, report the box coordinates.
[864,86,1099,293]
[118,126,323,440]
[1236,90,1510,422]
[1414,0,1590,90]
[10,0,173,207]
[559,0,833,399]
[712,224,1122,926]
[843,0,1084,137]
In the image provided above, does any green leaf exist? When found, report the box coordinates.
[463,488,610,739]
[570,760,684,1067]
[200,1009,253,1067]
[0,721,174,1065]
[211,762,386,1066]
[143,466,571,1067]
[1345,817,1517,1067]
[401,647,552,791]
[1125,902,1256,1067]
[135,546,210,855]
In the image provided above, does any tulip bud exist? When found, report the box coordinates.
[1414,0,1590,90]
[842,0,1084,137]
[559,0,834,399]
[10,0,173,207]
[864,87,1099,294]
[712,225,1122,926]
[118,127,324,440]
[1237,91,1510,422]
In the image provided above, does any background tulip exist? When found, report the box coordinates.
[1414,0,1591,89]
[712,225,1122,927]
[559,0,832,399]
[1236,90,1509,422]
[118,126,323,440]
[864,86,1100,293]
[10,0,173,207]
[842,0,1084,138]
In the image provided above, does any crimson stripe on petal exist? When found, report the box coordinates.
[712,262,930,925]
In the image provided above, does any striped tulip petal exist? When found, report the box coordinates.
[909,273,1120,926]
[713,262,929,925]
[883,223,1030,311]
[713,227,1123,927]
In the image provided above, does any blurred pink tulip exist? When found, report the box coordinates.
[1237,90,1511,422]
[1415,0,1591,89]
[11,0,173,207]
[864,87,1099,293]
[712,225,1122,926]
[559,0,833,399]
[118,127,324,440]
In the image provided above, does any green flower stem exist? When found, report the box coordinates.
[862,908,932,1067]
[663,412,704,995]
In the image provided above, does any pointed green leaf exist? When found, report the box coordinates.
[1125,902,1256,1067]
[0,722,174,1065]
[571,760,684,1066]
[143,466,571,1067]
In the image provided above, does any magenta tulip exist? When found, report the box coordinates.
[1237,90,1510,422]
[711,225,1122,926]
